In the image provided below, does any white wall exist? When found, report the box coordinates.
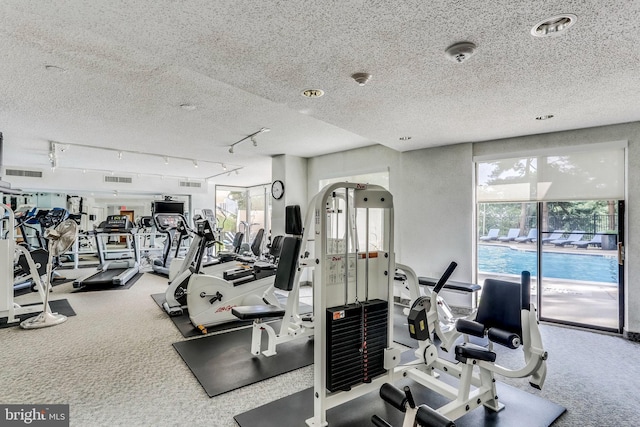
[6,167,209,196]
[271,155,308,237]
[306,143,471,280]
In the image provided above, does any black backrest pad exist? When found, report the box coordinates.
[476,278,522,335]
[273,236,302,291]
[285,205,303,236]
[270,235,284,257]
[251,228,265,256]
[232,232,244,251]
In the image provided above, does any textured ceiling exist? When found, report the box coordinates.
[1,1,640,188]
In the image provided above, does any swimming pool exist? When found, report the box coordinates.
[478,244,618,284]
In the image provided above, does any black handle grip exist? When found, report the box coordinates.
[521,270,531,310]
[404,386,416,409]
[371,415,393,427]
[433,262,458,294]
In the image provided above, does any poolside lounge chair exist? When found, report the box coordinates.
[515,228,537,243]
[497,228,520,242]
[541,230,565,244]
[572,233,603,249]
[480,228,500,241]
[550,230,586,246]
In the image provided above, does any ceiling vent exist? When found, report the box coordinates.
[5,168,43,178]
[104,175,132,184]
[179,181,201,188]
[531,14,577,38]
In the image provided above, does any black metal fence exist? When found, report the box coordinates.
[480,214,617,237]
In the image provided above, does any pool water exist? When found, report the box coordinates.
[478,244,618,284]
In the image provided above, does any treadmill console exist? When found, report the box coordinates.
[102,215,133,232]
[154,213,185,231]
[196,219,216,241]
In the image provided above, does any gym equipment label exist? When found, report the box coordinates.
[1,405,69,426]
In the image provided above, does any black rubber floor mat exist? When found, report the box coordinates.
[235,377,565,427]
[173,325,313,397]
[0,299,77,328]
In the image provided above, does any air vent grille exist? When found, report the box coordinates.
[179,181,201,188]
[104,176,132,183]
[5,169,43,178]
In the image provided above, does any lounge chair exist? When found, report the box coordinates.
[550,230,586,247]
[497,228,520,242]
[572,233,602,249]
[515,228,537,243]
[541,230,565,244]
[479,228,500,241]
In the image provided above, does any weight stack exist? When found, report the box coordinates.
[325,299,388,392]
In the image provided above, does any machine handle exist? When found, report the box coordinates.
[433,262,457,294]
[371,415,393,427]
[404,385,416,409]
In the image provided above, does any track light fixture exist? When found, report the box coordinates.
[49,141,240,176]
[48,141,58,171]
[227,127,270,154]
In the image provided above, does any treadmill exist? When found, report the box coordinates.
[73,215,139,288]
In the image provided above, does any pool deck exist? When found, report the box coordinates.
[478,241,620,331]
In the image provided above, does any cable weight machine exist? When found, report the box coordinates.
[307,182,398,427]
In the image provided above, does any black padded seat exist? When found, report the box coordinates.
[418,277,481,293]
[455,343,496,363]
[232,305,286,320]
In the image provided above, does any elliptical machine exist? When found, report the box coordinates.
[152,212,191,276]
[161,218,211,316]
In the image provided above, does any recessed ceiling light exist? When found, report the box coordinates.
[536,114,555,120]
[44,65,66,73]
[399,136,412,141]
[531,14,577,38]
[302,89,324,98]
[180,103,197,111]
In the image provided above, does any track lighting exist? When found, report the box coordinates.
[46,140,241,179]
[228,127,270,153]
